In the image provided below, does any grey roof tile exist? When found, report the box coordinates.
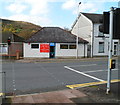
[82,13,102,23]
[25,27,88,44]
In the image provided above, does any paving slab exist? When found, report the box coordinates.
[32,94,46,103]
[3,82,119,104]
[11,89,86,104]
[58,89,86,98]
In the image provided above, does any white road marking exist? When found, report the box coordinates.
[68,64,97,67]
[83,69,119,73]
[64,66,104,82]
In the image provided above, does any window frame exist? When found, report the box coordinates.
[31,44,39,49]
[60,44,68,49]
[0,44,8,54]
[69,45,76,49]
[98,42,104,53]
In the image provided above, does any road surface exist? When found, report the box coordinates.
[2,58,119,95]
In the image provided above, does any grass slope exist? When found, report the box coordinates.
[1,18,41,40]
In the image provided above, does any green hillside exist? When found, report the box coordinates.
[1,18,41,40]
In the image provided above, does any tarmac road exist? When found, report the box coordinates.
[2,58,119,95]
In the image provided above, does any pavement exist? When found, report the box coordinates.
[2,82,120,104]
[15,57,109,63]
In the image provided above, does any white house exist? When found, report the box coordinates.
[71,12,119,57]
[24,27,88,58]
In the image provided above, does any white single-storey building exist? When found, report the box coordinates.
[24,27,88,58]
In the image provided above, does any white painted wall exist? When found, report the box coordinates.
[93,37,109,56]
[93,24,109,37]
[24,43,88,58]
[93,24,119,56]
[71,13,93,57]
[93,24,109,56]
[78,43,88,57]
[56,43,87,57]
[71,13,92,43]
[24,43,49,58]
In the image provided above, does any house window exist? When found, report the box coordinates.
[0,44,8,54]
[69,45,76,49]
[114,42,118,55]
[99,42,104,53]
[114,42,118,44]
[31,44,39,49]
[60,44,68,49]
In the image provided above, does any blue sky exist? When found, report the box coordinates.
[0,0,119,29]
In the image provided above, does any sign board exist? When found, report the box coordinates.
[50,43,55,46]
[40,44,50,53]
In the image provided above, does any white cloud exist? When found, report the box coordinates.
[6,2,27,14]
[28,1,49,15]
[62,0,105,14]
[4,0,51,26]
[6,0,49,15]
[80,3,97,12]
[62,0,77,10]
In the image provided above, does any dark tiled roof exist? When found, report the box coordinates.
[1,32,24,43]
[71,12,102,29]
[82,13,102,23]
[13,34,25,42]
[25,27,88,44]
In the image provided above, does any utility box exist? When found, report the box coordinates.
[111,59,116,69]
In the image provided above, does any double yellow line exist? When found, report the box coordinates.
[66,79,120,89]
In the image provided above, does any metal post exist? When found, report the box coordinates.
[3,72,6,99]
[106,7,114,94]
[8,45,10,59]
[76,2,81,59]
[84,42,85,58]
[0,72,2,105]
[0,72,6,99]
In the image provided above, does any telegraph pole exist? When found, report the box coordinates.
[106,7,114,94]
[76,2,81,59]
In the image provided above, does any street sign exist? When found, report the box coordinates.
[50,43,55,46]
[40,44,50,53]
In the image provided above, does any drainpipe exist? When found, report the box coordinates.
[84,42,85,58]
[91,23,94,58]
